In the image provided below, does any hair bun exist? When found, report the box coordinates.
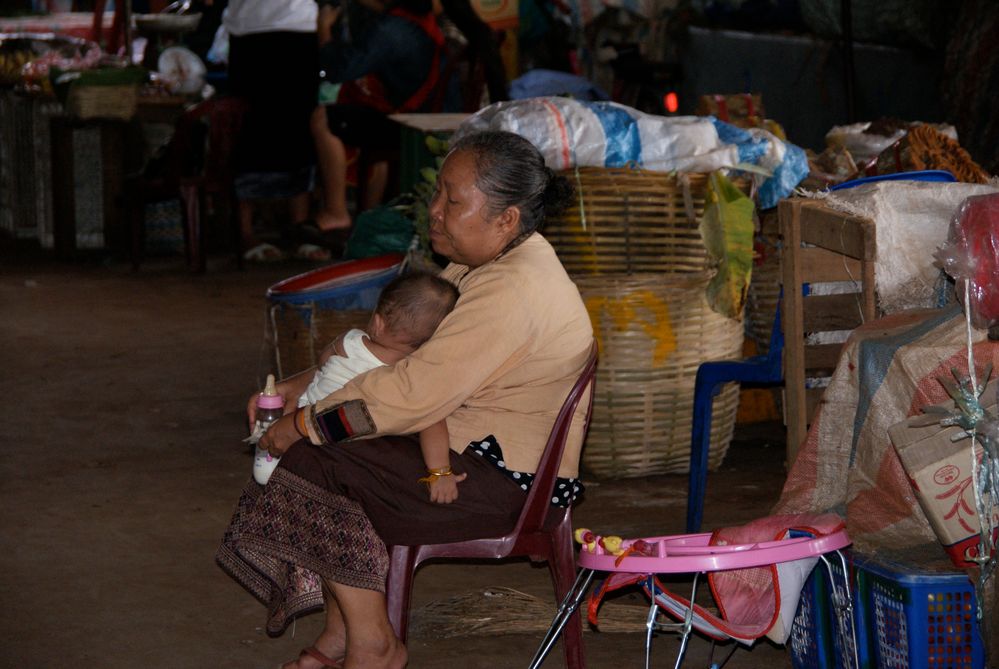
[542,172,575,220]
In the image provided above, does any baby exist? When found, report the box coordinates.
[255,271,464,503]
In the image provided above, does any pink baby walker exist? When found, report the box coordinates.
[527,516,856,669]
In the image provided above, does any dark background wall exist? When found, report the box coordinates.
[678,27,945,152]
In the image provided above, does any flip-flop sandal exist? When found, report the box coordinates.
[243,242,285,263]
[295,243,332,262]
[298,646,344,668]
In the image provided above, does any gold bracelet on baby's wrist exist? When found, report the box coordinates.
[417,466,453,485]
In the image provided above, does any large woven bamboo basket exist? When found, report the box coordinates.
[268,303,371,378]
[544,168,719,275]
[577,272,744,478]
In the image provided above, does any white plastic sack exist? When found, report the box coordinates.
[454,97,808,209]
[806,181,999,314]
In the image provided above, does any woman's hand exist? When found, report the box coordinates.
[259,413,303,458]
[428,472,468,504]
[246,376,310,432]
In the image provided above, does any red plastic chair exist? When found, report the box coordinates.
[386,344,597,669]
[126,97,247,272]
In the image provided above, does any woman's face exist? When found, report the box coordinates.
[428,150,520,268]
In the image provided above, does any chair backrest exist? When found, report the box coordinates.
[184,97,248,183]
[513,344,597,537]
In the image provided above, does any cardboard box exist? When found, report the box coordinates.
[888,384,999,568]
[695,93,765,128]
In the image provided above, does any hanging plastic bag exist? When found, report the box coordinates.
[934,193,999,329]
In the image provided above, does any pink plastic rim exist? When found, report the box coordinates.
[577,528,851,573]
[257,394,284,409]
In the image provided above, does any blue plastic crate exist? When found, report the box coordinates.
[790,551,984,669]
[790,554,864,669]
[855,554,983,669]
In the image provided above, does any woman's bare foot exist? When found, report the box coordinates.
[315,208,352,232]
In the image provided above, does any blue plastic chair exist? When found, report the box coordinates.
[686,299,783,533]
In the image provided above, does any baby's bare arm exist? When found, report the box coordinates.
[419,420,466,504]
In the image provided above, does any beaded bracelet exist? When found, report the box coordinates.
[417,466,454,485]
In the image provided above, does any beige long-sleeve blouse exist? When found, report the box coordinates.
[302,232,594,478]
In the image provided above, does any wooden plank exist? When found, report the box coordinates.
[798,201,876,260]
[861,258,877,321]
[802,294,868,331]
[797,246,865,283]
[779,198,808,465]
[804,343,844,373]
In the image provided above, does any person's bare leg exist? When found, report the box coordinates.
[238,199,259,248]
[281,584,348,669]
[334,580,406,669]
[311,106,352,231]
[289,191,310,225]
[362,161,389,211]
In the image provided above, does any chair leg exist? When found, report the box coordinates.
[385,545,417,643]
[229,188,244,270]
[126,189,145,272]
[686,377,720,534]
[549,521,586,669]
[179,183,203,273]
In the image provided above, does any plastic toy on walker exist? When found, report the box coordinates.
[528,513,855,669]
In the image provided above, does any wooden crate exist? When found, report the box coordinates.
[779,198,877,465]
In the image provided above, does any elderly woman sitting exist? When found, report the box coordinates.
[217,130,593,669]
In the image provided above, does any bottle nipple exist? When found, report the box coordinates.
[257,374,284,410]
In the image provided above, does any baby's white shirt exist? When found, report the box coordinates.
[298,329,386,408]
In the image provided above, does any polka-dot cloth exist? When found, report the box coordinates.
[467,435,584,508]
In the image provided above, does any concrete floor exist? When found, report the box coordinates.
[1,248,792,668]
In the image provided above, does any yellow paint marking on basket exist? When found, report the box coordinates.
[562,214,599,274]
[584,291,677,366]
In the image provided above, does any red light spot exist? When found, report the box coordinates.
[664,92,679,113]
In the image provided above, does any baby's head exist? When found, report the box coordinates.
[372,272,459,350]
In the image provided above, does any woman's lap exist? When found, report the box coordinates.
[217,435,527,633]
[280,435,527,546]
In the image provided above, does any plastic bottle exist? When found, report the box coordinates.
[250,374,285,485]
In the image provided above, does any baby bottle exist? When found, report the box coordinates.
[251,374,285,485]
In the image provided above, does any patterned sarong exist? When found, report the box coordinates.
[216,467,389,635]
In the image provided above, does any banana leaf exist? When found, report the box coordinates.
[699,171,755,319]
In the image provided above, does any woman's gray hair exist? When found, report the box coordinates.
[448,131,575,236]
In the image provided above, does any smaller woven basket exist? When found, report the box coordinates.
[66,84,139,120]
[268,304,371,378]
[577,272,744,478]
